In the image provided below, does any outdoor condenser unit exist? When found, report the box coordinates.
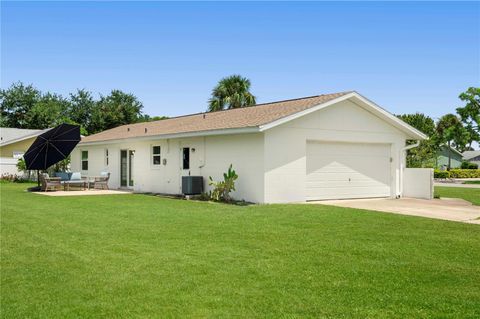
[182,176,204,195]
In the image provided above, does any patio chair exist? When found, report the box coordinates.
[40,173,62,192]
[94,172,110,190]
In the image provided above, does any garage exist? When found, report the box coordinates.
[306,141,391,200]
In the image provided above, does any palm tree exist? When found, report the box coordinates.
[208,75,256,112]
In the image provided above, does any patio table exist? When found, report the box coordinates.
[62,179,87,191]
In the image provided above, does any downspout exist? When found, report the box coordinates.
[398,141,420,198]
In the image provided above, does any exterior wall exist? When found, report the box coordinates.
[468,155,480,167]
[263,99,408,203]
[436,148,463,169]
[403,168,433,199]
[0,137,37,158]
[0,137,37,176]
[0,157,21,175]
[71,133,265,203]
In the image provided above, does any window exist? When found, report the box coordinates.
[81,150,88,170]
[12,151,24,159]
[152,146,161,165]
[105,149,109,166]
[182,147,190,169]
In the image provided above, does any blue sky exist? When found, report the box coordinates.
[2,1,479,120]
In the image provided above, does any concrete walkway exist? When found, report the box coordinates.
[435,178,480,188]
[313,198,480,224]
[35,189,133,196]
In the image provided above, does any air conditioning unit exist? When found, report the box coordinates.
[182,176,203,195]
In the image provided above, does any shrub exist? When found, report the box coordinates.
[208,164,238,202]
[191,192,211,201]
[460,161,479,169]
[434,170,450,179]
[0,173,29,183]
[448,169,480,178]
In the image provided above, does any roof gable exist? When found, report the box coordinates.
[463,150,480,160]
[439,145,464,158]
[259,92,426,140]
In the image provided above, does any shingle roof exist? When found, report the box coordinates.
[80,91,351,144]
[463,150,480,160]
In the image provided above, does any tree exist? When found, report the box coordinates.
[397,113,439,167]
[436,114,469,169]
[138,114,169,122]
[0,82,41,128]
[1,81,148,136]
[90,90,144,133]
[456,87,480,148]
[208,75,256,112]
[463,124,480,151]
[68,89,95,133]
[27,93,70,129]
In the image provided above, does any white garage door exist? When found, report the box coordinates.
[306,142,391,200]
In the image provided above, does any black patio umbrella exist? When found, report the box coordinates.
[23,123,81,186]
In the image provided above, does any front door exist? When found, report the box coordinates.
[120,149,135,188]
[181,147,190,176]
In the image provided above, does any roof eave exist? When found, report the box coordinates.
[0,129,50,147]
[78,126,261,146]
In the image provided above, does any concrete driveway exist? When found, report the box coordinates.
[314,198,480,224]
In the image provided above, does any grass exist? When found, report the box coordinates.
[434,186,480,205]
[463,180,480,185]
[1,182,480,318]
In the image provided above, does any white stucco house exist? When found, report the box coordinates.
[71,91,429,203]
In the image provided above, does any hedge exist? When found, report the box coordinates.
[434,170,450,179]
[461,161,479,169]
[434,169,480,179]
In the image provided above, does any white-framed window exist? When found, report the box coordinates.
[81,150,88,170]
[152,146,161,165]
[105,149,109,166]
[12,151,24,159]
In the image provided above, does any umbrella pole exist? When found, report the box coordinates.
[37,170,40,187]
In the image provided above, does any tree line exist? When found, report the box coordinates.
[1,78,479,170]
[397,87,480,168]
[0,82,166,136]
[0,75,256,135]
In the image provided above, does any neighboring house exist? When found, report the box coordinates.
[71,91,427,203]
[463,150,480,167]
[0,128,48,176]
[435,145,464,169]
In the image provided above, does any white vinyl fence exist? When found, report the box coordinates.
[0,157,20,176]
[403,168,434,199]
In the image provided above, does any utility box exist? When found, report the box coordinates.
[182,176,203,195]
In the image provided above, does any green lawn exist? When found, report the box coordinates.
[1,182,479,318]
[463,180,480,185]
[434,186,480,205]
